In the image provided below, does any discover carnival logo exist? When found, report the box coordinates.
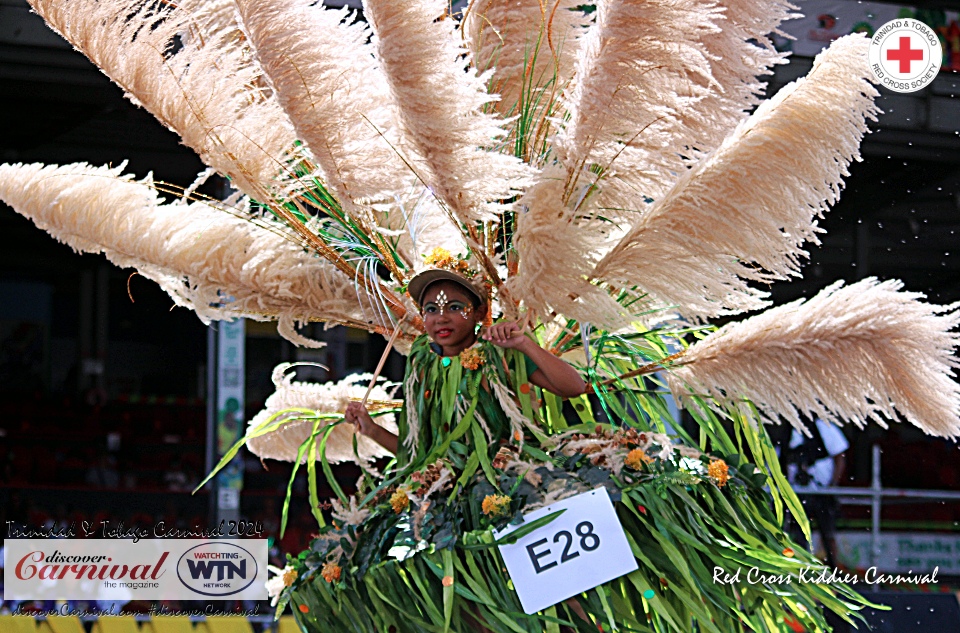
[13,549,168,585]
[176,542,259,597]
[4,538,267,600]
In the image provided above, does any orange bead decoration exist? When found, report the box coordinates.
[298,604,310,613]
[782,548,795,558]
[519,383,531,395]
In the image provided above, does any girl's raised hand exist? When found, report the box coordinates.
[344,401,376,437]
[482,321,528,350]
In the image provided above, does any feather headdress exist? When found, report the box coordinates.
[2,0,957,459]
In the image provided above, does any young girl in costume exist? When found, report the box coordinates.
[344,265,586,461]
[282,254,867,633]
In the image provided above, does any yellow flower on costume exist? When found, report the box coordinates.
[282,567,298,586]
[321,562,342,583]
[708,459,730,487]
[424,247,455,269]
[390,488,410,513]
[481,494,511,517]
[625,447,654,470]
[459,347,484,370]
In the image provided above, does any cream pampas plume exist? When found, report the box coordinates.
[246,364,399,464]
[688,0,794,149]
[551,0,722,210]
[0,162,365,347]
[597,0,794,207]
[235,0,410,210]
[464,0,585,119]
[592,35,880,321]
[669,279,960,438]
[509,0,728,323]
[506,165,628,326]
[594,0,795,214]
[235,0,465,277]
[27,0,305,203]
[363,0,532,226]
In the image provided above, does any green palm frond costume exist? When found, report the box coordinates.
[3,0,960,631]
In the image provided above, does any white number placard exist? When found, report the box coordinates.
[495,487,638,614]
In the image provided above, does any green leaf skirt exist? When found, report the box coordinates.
[281,434,873,633]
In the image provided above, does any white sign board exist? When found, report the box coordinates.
[496,488,638,614]
[831,531,960,574]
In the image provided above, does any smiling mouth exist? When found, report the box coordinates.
[436,328,453,338]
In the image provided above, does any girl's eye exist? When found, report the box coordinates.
[449,302,466,312]
[424,305,437,314]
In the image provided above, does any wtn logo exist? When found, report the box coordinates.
[185,558,247,581]
[176,543,258,597]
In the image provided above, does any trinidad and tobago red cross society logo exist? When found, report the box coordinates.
[869,18,943,93]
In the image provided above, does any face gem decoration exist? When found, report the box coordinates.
[435,290,448,316]
[460,303,473,320]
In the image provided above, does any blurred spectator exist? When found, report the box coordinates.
[779,417,849,567]
[164,459,190,491]
[85,452,120,488]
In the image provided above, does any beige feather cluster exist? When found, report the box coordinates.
[592,34,880,321]
[246,364,398,464]
[464,0,585,118]
[0,162,364,346]
[26,0,304,203]
[506,165,628,325]
[362,0,533,225]
[669,279,960,437]
[510,0,799,323]
[236,0,411,211]
[552,0,722,209]
[689,0,795,149]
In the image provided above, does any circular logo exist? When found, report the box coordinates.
[176,542,258,597]
[868,18,942,93]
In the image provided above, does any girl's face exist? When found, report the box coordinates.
[421,281,481,356]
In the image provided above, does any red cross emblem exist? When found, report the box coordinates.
[886,36,924,73]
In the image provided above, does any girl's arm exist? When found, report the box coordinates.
[483,323,586,399]
[345,401,398,454]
